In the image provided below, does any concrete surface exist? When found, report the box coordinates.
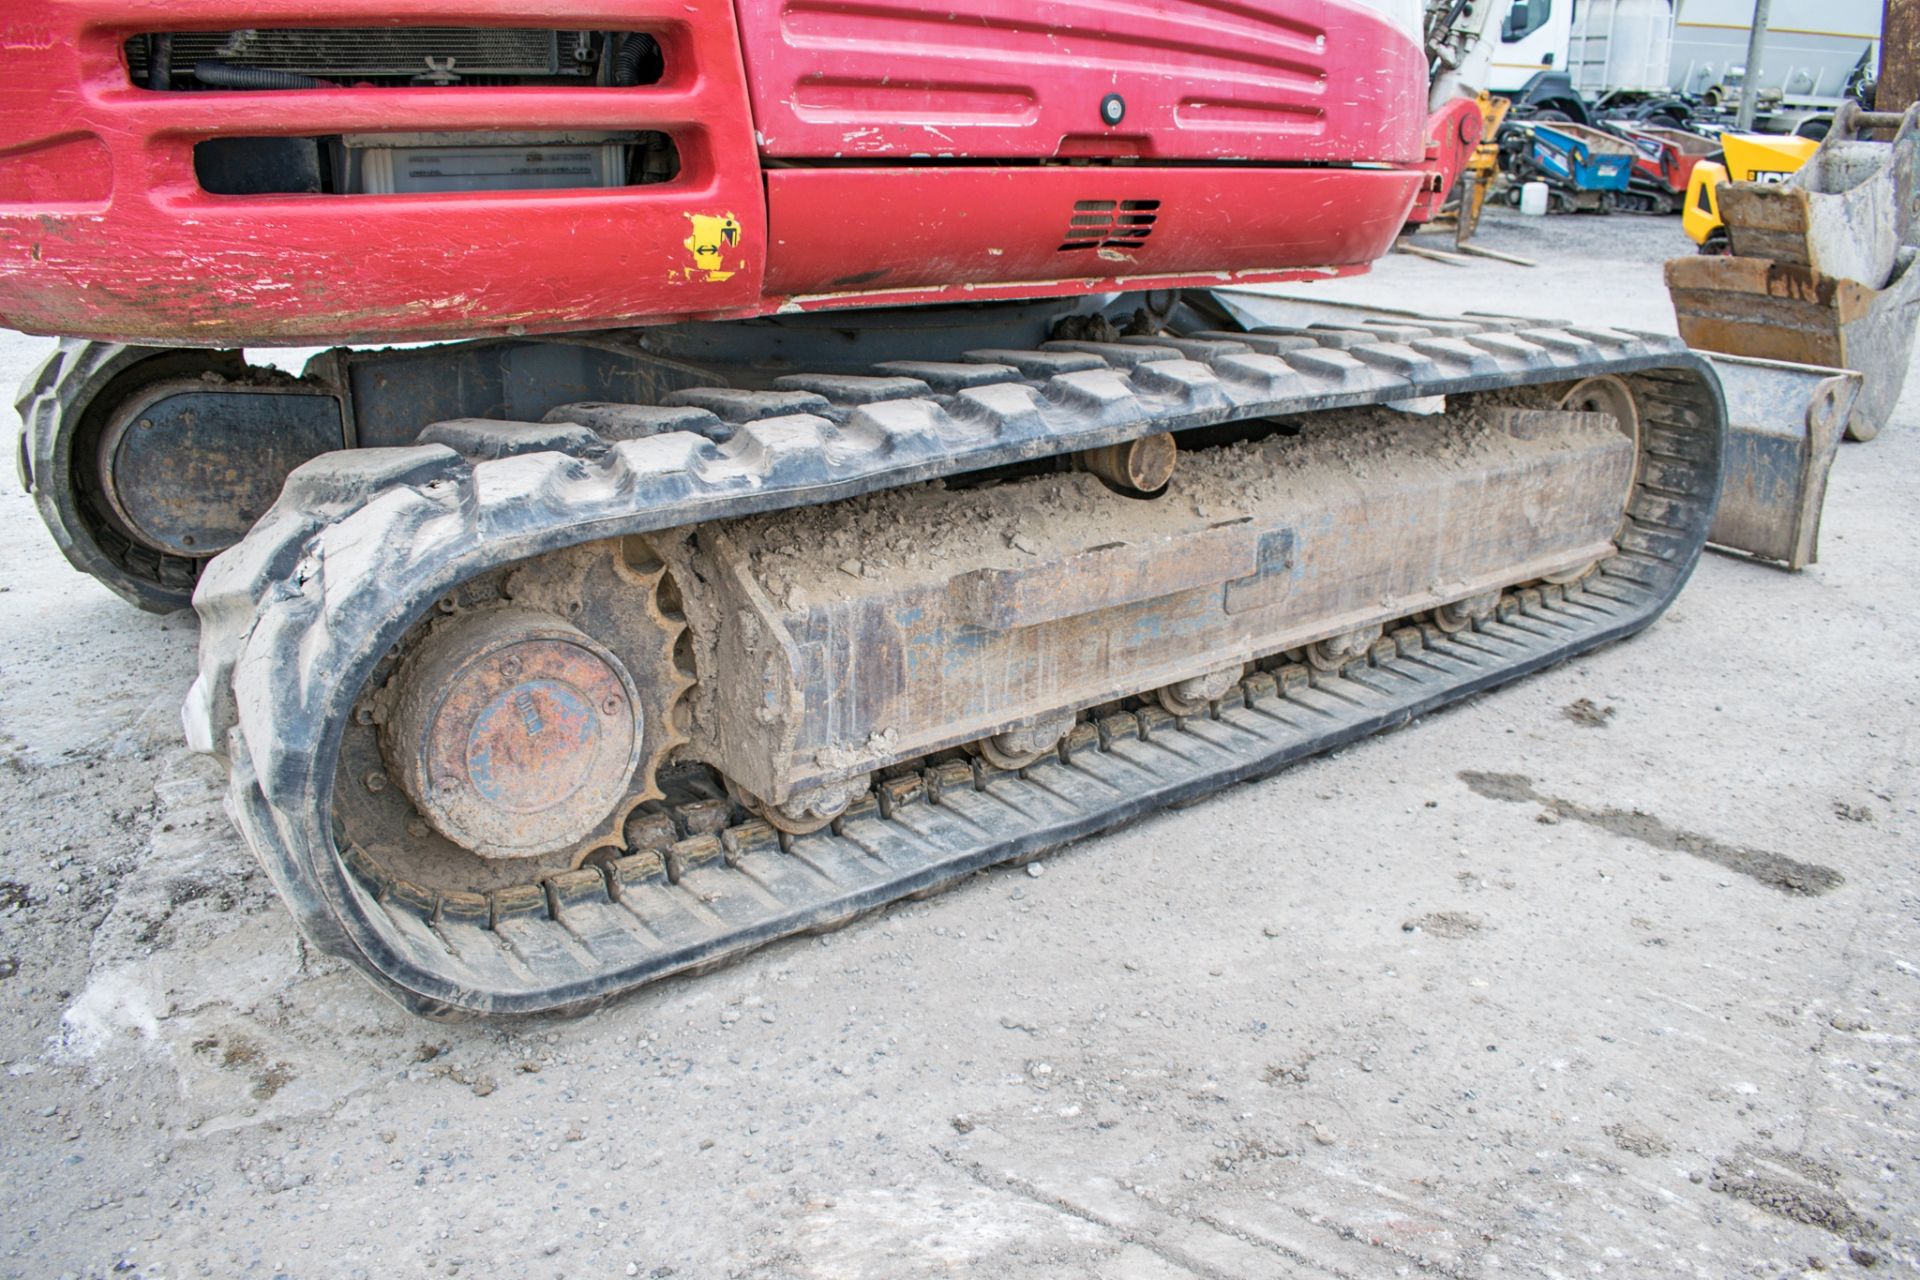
[0,210,1916,1280]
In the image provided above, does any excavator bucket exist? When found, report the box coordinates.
[1666,247,1920,441]
[1701,354,1862,571]
[1209,291,1861,572]
[1717,103,1920,289]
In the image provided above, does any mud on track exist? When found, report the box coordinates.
[0,209,1916,1277]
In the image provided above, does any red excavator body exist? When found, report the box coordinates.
[18,3,1736,1027]
[0,0,1456,346]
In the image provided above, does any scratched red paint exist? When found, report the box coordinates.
[0,0,1451,347]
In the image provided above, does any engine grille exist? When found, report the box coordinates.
[1059,200,1159,251]
[126,28,579,83]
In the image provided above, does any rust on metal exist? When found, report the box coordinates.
[1716,103,1920,288]
[383,608,643,860]
[1704,355,1864,570]
[976,711,1079,769]
[1666,249,1920,440]
[693,400,1637,807]
[1077,431,1177,494]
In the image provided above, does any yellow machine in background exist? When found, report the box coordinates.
[1684,134,1822,250]
[1455,91,1512,246]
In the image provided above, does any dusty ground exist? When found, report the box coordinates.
[1,210,1916,1280]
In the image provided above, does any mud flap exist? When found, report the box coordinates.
[1703,355,1863,571]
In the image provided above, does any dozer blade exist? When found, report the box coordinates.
[1717,103,1920,290]
[1665,246,1920,441]
[1703,354,1862,571]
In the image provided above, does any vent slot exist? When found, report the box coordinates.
[193,132,680,196]
[124,29,660,89]
[1059,199,1159,251]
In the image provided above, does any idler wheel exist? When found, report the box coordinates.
[1551,374,1641,583]
[382,607,643,860]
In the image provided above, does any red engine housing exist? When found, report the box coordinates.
[0,0,1450,346]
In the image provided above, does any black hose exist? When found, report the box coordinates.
[612,35,663,87]
[192,61,329,91]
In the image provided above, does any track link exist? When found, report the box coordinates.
[187,304,1726,1015]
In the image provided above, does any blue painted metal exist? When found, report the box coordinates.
[1527,123,1635,192]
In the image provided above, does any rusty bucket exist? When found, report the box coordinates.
[1702,354,1863,571]
[1666,248,1920,442]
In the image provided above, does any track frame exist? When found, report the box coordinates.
[186,305,1726,1016]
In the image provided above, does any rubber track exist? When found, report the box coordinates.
[15,340,207,613]
[186,308,1726,1016]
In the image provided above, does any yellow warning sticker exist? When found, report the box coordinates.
[683,213,742,282]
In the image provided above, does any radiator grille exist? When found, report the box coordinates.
[126,28,579,83]
[1060,199,1160,251]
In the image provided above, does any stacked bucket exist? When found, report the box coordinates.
[1667,102,1920,445]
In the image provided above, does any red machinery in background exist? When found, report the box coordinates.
[1612,122,1720,214]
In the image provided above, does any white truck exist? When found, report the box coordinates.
[1490,0,1881,115]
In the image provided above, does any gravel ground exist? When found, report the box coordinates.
[0,209,1915,1280]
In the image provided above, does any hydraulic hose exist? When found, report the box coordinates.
[613,35,663,87]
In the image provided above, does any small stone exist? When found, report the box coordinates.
[565,1126,584,1142]
[698,1138,715,1151]
[470,1075,497,1098]
[1849,1245,1880,1268]
[1262,925,1280,939]
[627,1265,640,1277]
[951,1115,975,1134]
[1026,863,1045,879]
